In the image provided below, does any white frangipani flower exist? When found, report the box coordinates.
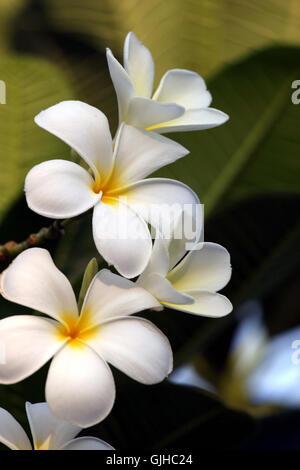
[25,100,199,278]
[0,248,172,428]
[137,231,232,317]
[0,402,114,450]
[107,32,229,133]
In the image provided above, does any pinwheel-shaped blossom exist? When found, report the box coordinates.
[137,231,232,317]
[107,32,229,133]
[25,100,199,278]
[0,402,113,450]
[0,248,172,427]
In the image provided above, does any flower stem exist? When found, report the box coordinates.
[0,218,74,262]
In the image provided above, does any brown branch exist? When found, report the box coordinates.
[0,218,72,262]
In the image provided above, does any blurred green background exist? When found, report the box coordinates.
[0,0,300,450]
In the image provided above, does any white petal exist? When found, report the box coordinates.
[25,160,100,219]
[149,108,229,133]
[92,199,152,278]
[123,32,154,98]
[46,343,115,428]
[35,101,113,181]
[138,272,194,305]
[0,316,64,384]
[81,269,161,325]
[122,178,202,241]
[1,248,78,324]
[167,242,231,292]
[126,96,184,129]
[137,237,170,282]
[108,124,189,189]
[153,69,212,109]
[0,408,32,450]
[85,317,173,384]
[25,402,80,450]
[106,48,136,122]
[165,291,233,317]
[60,436,114,450]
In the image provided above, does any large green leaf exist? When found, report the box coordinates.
[0,54,74,222]
[155,46,300,217]
[44,0,300,77]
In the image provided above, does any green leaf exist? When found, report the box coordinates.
[44,0,300,77]
[77,257,98,311]
[0,54,73,222]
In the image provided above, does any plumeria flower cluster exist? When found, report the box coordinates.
[0,32,232,450]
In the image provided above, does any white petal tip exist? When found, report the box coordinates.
[34,111,44,126]
[222,112,230,122]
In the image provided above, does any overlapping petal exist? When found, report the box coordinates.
[25,402,80,450]
[121,178,202,240]
[139,212,201,277]
[92,199,152,278]
[1,248,78,323]
[46,342,115,428]
[81,269,161,326]
[25,160,100,219]
[108,124,189,190]
[164,291,233,317]
[138,236,170,281]
[0,316,64,384]
[167,242,231,292]
[126,96,184,129]
[149,108,229,133]
[0,408,32,450]
[138,272,193,305]
[84,317,173,384]
[153,69,212,109]
[35,101,113,181]
[106,48,136,122]
[166,211,201,270]
[124,32,154,98]
[60,437,114,450]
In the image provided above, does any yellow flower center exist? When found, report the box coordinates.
[90,166,127,201]
[34,436,51,450]
[57,309,99,347]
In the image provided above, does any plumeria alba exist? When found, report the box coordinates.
[0,402,114,450]
[137,225,232,316]
[106,32,229,133]
[0,248,172,427]
[25,100,200,278]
